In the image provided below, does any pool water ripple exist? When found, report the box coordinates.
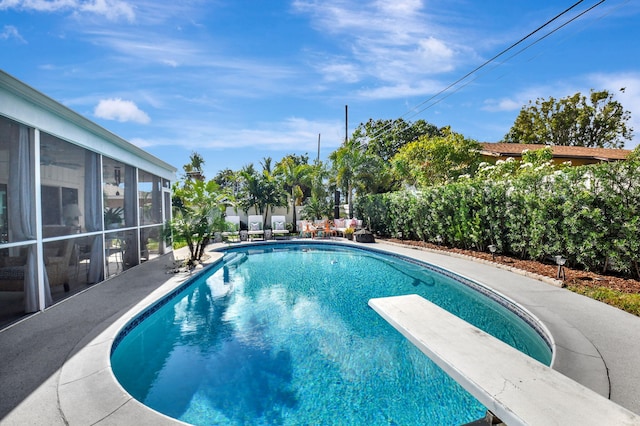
[111,243,551,425]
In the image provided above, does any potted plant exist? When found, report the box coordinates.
[104,207,124,229]
[344,227,355,240]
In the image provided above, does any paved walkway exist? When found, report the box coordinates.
[0,240,638,425]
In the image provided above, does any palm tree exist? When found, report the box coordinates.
[257,157,287,227]
[237,159,287,227]
[330,139,378,218]
[171,179,232,261]
[238,164,261,215]
[275,156,313,227]
[183,151,206,181]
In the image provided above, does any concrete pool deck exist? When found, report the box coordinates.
[0,240,639,424]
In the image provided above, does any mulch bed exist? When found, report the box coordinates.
[383,238,640,294]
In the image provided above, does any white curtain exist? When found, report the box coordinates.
[152,175,162,224]
[9,125,52,312]
[84,151,103,283]
[122,165,138,267]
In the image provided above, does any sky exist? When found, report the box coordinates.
[1,0,639,180]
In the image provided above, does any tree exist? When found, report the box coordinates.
[391,130,481,187]
[237,158,287,227]
[213,168,241,196]
[352,118,443,162]
[274,155,313,227]
[183,151,206,181]
[504,89,633,148]
[330,139,381,218]
[349,118,445,193]
[171,178,232,262]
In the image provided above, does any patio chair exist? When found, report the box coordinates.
[271,215,289,239]
[299,220,317,238]
[247,215,265,240]
[221,215,241,242]
[45,238,75,292]
[319,220,336,238]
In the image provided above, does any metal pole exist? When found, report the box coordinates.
[345,105,348,143]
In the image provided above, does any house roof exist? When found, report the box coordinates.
[480,143,632,162]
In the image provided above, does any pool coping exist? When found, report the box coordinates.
[9,239,637,424]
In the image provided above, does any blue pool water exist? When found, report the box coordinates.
[111,243,551,425]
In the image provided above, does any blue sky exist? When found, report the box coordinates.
[2,0,639,179]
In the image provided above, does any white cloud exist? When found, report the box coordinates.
[482,98,522,112]
[199,117,344,151]
[0,0,135,22]
[293,0,465,91]
[94,98,150,124]
[356,79,441,100]
[0,0,76,12]
[0,25,26,43]
[135,117,344,152]
[319,62,360,83]
[78,0,135,22]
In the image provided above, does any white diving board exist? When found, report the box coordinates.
[368,294,640,426]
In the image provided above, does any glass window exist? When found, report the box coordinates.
[0,246,31,326]
[140,225,162,263]
[163,190,171,224]
[103,157,136,229]
[0,115,36,244]
[0,183,7,243]
[138,170,162,226]
[105,229,138,278]
[40,132,101,237]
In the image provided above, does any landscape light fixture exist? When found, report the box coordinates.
[554,255,567,280]
[488,244,497,261]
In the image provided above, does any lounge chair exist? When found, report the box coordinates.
[247,215,265,240]
[222,215,240,242]
[271,215,289,239]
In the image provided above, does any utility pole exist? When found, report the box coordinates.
[345,105,348,143]
[317,133,321,164]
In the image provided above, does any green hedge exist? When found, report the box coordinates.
[356,158,640,278]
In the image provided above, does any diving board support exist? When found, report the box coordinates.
[368,294,640,426]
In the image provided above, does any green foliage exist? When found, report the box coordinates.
[357,152,640,279]
[353,118,443,162]
[103,206,124,228]
[391,131,481,187]
[300,195,332,220]
[274,155,314,226]
[171,179,233,261]
[183,151,206,181]
[567,286,640,316]
[330,139,382,217]
[504,89,633,148]
[236,159,288,223]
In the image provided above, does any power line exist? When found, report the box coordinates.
[363,0,605,143]
[404,0,606,122]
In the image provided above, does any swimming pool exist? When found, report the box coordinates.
[111,242,552,425]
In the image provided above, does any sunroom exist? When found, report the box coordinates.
[0,70,176,327]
